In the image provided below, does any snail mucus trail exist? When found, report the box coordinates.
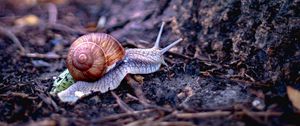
[56,22,183,103]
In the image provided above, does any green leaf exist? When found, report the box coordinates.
[50,69,75,95]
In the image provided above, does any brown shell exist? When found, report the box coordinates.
[67,33,125,81]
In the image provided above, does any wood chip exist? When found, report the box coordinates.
[287,86,300,111]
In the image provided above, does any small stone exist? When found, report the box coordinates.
[252,98,265,110]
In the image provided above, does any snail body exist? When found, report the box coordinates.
[58,22,183,102]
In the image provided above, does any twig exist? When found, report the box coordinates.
[0,26,26,53]
[175,111,231,119]
[125,116,195,126]
[106,19,130,33]
[126,75,174,112]
[147,104,173,113]
[175,111,282,119]
[155,111,178,122]
[126,93,139,101]
[125,119,195,126]
[0,3,84,61]
[244,73,256,82]
[0,92,37,100]
[23,52,66,59]
[237,111,282,117]
[111,91,134,113]
[47,3,57,25]
[241,109,265,124]
[216,74,259,86]
[152,121,195,126]
[125,75,150,105]
[92,109,155,123]
[0,26,67,59]
[37,93,59,112]
[124,117,155,126]
[47,23,87,34]
[46,3,86,34]
[127,92,173,112]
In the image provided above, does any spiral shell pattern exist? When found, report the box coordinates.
[67,33,125,81]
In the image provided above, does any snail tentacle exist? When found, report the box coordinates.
[153,22,165,49]
[160,38,183,54]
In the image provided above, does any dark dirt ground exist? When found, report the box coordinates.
[0,0,300,126]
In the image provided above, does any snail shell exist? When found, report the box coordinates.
[67,33,125,81]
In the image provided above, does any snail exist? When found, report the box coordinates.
[58,22,183,103]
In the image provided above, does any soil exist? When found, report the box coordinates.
[0,0,300,126]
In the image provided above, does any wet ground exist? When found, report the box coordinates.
[0,0,300,125]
